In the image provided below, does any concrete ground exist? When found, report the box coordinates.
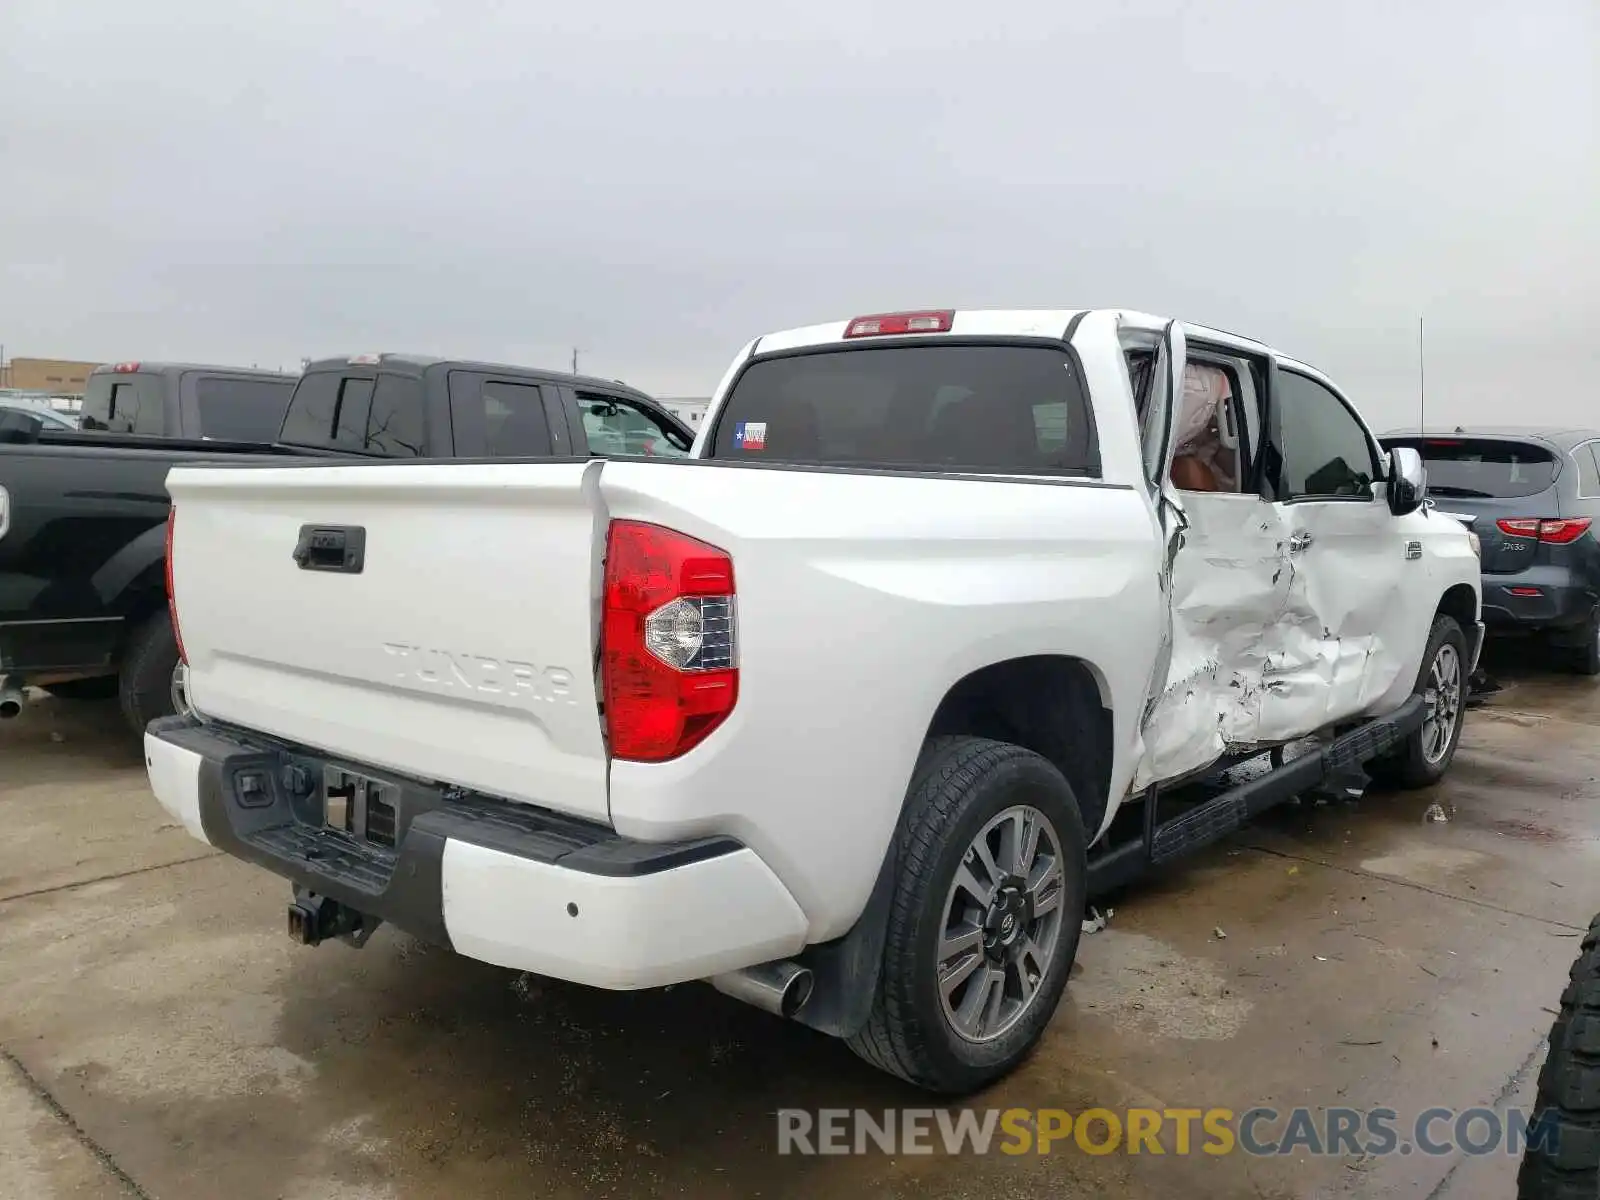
[3,651,1597,1199]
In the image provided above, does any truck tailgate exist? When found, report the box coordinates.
[165,459,611,824]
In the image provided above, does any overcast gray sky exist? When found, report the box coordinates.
[2,0,1595,426]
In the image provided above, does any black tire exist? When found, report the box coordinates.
[41,677,119,701]
[1518,911,1600,1199]
[1566,611,1600,677]
[1368,614,1468,790]
[117,612,180,735]
[846,736,1088,1094]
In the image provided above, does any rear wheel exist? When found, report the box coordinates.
[1518,911,1600,1198]
[117,612,180,735]
[1368,614,1467,790]
[847,736,1088,1094]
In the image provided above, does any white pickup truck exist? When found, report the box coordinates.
[144,309,1482,1094]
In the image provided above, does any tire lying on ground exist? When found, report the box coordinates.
[1519,910,1600,1199]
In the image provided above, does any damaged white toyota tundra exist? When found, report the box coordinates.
[145,310,1482,1094]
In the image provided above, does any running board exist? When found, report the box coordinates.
[1087,694,1425,896]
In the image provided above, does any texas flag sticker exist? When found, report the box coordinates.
[734,421,767,451]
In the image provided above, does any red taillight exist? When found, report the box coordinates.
[1539,518,1592,544]
[1496,517,1592,545]
[113,361,141,373]
[165,508,186,664]
[601,520,737,762]
[843,310,954,338]
[1508,587,1543,597]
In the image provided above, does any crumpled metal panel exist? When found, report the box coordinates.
[1133,492,1419,790]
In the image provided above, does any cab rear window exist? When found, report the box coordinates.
[709,344,1096,474]
[195,376,295,441]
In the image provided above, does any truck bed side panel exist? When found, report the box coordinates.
[596,459,1162,939]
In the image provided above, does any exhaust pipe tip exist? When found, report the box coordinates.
[708,960,814,1020]
[0,698,21,720]
[778,967,814,1018]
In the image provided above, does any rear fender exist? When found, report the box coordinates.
[89,519,167,617]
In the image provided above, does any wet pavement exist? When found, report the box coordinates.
[3,649,1597,1199]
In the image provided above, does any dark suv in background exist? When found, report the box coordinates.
[1381,427,1600,674]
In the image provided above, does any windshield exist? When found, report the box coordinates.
[709,343,1096,474]
[1384,437,1558,498]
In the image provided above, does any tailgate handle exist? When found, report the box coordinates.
[293,525,366,574]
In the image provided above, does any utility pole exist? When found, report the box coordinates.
[571,347,580,376]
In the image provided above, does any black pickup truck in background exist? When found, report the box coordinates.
[276,353,691,458]
[78,361,299,440]
[0,353,690,733]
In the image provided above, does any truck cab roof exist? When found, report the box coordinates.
[90,361,296,381]
[302,354,653,401]
[746,308,1340,391]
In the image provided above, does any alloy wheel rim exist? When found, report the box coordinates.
[936,804,1066,1043]
[1421,643,1462,765]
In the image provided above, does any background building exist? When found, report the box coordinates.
[660,397,710,429]
[1,356,103,395]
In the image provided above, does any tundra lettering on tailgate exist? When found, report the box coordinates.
[381,643,576,704]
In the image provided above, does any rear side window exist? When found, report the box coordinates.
[194,376,295,441]
[709,344,1096,473]
[80,373,163,435]
[479,381,552,456]
[1385,437,1559,499]
[1576,444,1600,498]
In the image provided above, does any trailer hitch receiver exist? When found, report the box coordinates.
[287,890,380,948]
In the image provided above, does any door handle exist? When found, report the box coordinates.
[1289,531,1314,554]
[293,525,366,573]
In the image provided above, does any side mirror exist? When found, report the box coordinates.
[0,410,44,444]
[1387,446,1427,516]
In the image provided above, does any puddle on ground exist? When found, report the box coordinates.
[1480,817,1573,844]
[1071,931,1251,1041]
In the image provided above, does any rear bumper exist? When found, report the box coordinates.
[143,717,808,989]
[1479,567,1597,631]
